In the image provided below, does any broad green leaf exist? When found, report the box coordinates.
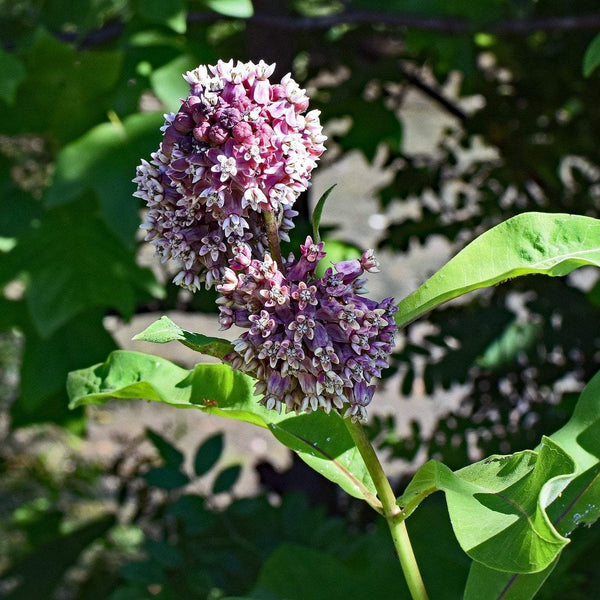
[464,559,558,600]
[44,112,164,245]
[150,54,198,112]
[311,184,336,243]
[204,0,254,18]
[133,315,234,359]
[398,439,573,573]
[583,32,600,77]
[396,213,600,328]
[68,351,377,504]
[268,412,379,505]
[401,371,600,598]
[0,48,25,104]
[194,432,224,476]
[2,29,123,143]
[0,200,162,337]
[314,239,362,278]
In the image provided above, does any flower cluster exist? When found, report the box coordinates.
[217,237,397,420]
[134,60,326,291]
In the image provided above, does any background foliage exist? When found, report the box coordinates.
[1,0,600,598]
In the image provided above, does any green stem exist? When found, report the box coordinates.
[345,418,429,600]
[263,210,283,269]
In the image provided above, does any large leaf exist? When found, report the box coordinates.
[67,351,378,504]
[583,32,600,77]
[44,111,164,245]
[0,199,162,337]
[2,29,122,143]
[396,213,600,328]
[399,370,600,599]
[133,315,234,359]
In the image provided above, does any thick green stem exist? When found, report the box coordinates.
[263,210,283,268]
[345,418,429,600]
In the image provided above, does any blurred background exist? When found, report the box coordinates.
[1,1,600,598]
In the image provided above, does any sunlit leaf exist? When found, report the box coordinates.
[133,315,234,359]
[205,0,254,18]
[67,351,377,504]
[396,213,600,328]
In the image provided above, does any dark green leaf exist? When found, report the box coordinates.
[11,308,116,429]
[133,315,234,359]
[194,432,224,477]
[0,48,26,104]
[212,464,241,494]
[396,213,600,328]
[150,54,198,112]
[143,466,190,490]
[3,514,115,599]
[253,543,359,600]
[583,32,600,77]
[145,539,184,568]
[145,428,184,469]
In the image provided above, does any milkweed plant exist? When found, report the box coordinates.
[68,60,600,600]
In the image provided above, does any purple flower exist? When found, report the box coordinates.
[134,60,326,291]
[217,238,398,420]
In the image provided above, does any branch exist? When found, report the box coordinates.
[53,10,600,50]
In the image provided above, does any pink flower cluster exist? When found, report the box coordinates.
[134,60,326,291]
[217,237,397,420]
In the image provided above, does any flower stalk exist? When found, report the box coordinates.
[263,209,284,269]
[345,418,429,600]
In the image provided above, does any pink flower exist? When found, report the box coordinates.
[134,60,326,291]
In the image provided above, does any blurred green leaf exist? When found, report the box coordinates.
[396,213,600,328]
[583,32,600,77]
[11,307,116,429]
[194,432,224,476]
[146,539,184,568]
[253,543,360,600]
[44,111,164,245]
[204,0,254,18]
[3,29,122,143]
[139,0,187,33]
[0,48,26,105]
[0,200,162,337]
[3,514,116,600]
[150,54,198,111]
[146,428,185,469]
[143,466,190,490]
[212,464,241,494]
[477,319,541,369]
[133,315,234,359]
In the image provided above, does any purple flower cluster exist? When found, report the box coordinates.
[217,237,397,420]
[134,60,326,291]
